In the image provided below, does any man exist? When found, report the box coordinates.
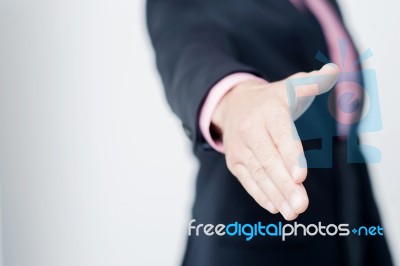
[147,0,393,265]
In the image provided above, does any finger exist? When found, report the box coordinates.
[256,170,297,221]
[246,130,309,215]
[232,162,279,214]
[284,64,340,120]
[288,63,340,97]
[273,64,339,181]
[266,109,307,183]
[247,157,298,221]
[242,152,297,220]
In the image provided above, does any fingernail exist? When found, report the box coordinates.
[266,201,277,213]
[292,155,307,182]
[290,192,304,211]
[291,166,302,182]
[323,63,339,70]
[281,201,295,220]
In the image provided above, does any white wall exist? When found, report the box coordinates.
[338,0,400,263]
[0,1,195,265]
[0,0,398,265]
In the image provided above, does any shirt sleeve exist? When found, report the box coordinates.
[146,0,266,150]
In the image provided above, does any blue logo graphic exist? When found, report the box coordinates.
[286,40,382,167]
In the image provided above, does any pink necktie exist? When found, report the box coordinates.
[298,0,363,136]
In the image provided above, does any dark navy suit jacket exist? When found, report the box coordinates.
[147,1,393,265]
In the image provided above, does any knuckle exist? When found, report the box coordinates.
[303,196,309,210]
[276,130,292,147]
[225,149,245,169]
[252,193,266,207]
[236,118,254,135]
[302,167,308,180]
[278,178,294,194]
[295,195,310,214]
[261,199,278,214]
[226,157,239,174]
[274,110,291,124]
[267,111,290,129]
[297,167,308,183]
[260,153,279,172]
[225,151,238,170]
[253,167,266,183]
[265,100,285,113]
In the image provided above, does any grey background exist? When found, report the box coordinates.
[0,0,398,265]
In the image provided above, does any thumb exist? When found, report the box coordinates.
[291,63,340,97]
[286,63,340,121]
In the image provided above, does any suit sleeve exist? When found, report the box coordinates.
[146,0,263,148]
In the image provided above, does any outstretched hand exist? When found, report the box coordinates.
[212,64,340,220]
